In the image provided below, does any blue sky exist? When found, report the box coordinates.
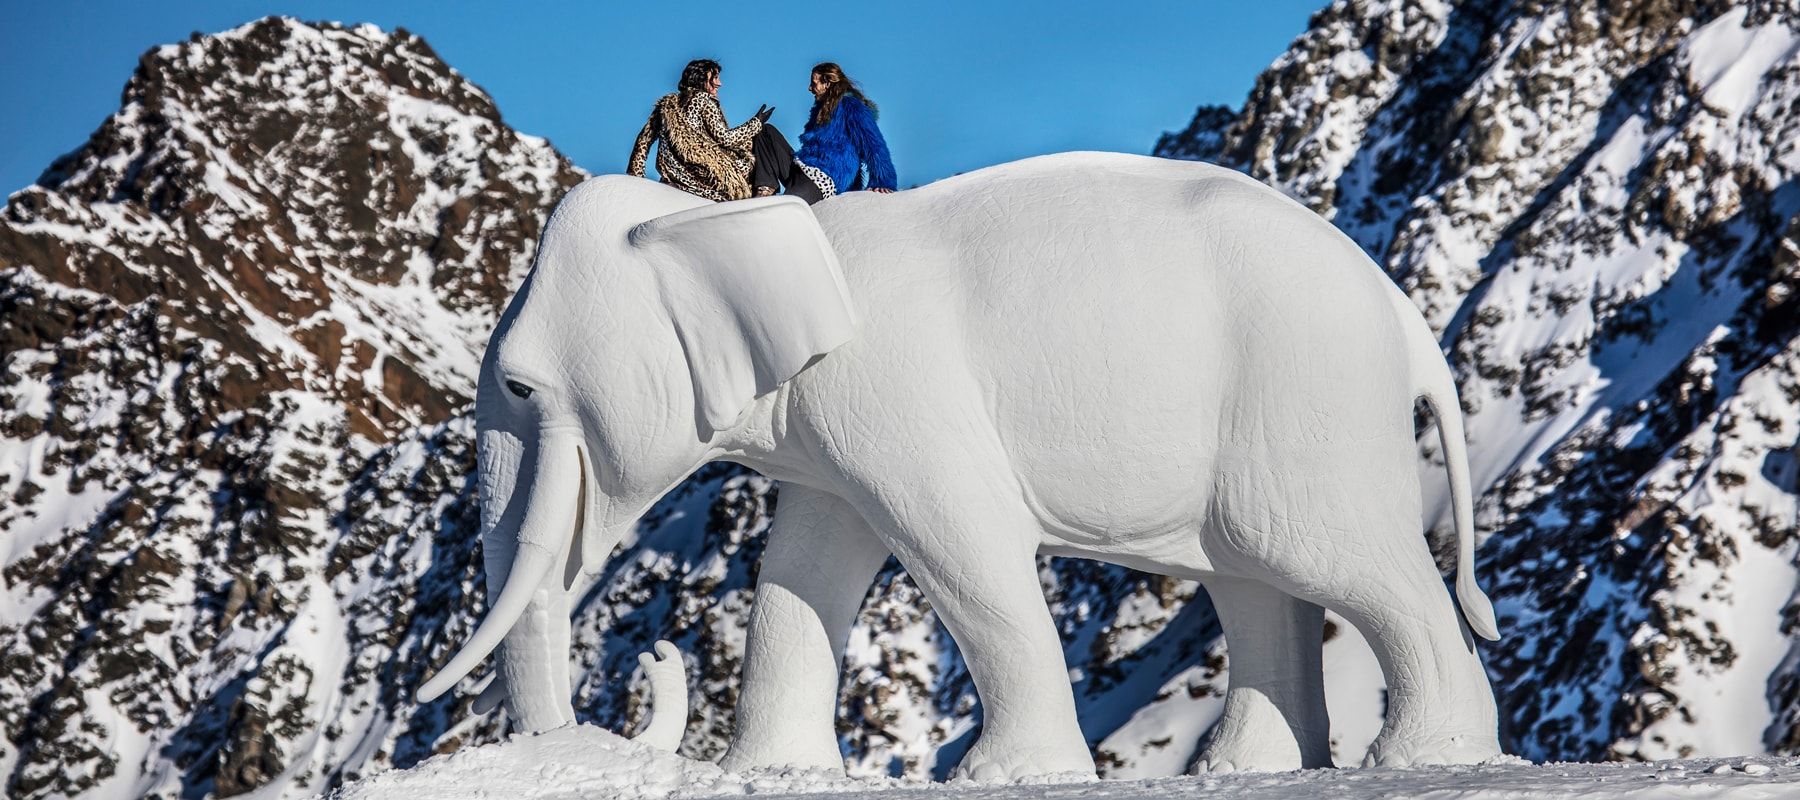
[0,1,1324,197]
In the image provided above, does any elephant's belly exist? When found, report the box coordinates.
[1014,452,1219,577]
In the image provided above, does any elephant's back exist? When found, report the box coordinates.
[814,152,1411,377]
[815,150,1388,300]
[809,153,1424,557]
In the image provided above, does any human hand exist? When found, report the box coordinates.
[755,104,774,123]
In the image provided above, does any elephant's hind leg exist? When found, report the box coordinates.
[721,484,891,773]
[1256,531,1500,768]
[1192,576,1331,773]
[1328,540,1500,767]
[1211,446,1500,768]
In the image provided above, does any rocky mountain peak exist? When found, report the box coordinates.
[0,19,580,799]
[35,17,504,212]
[2,15,580,441]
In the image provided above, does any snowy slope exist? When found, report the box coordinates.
[322,725,1800,800]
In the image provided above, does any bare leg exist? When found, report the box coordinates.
[720,485,891,772]
[1192,576,1331,773]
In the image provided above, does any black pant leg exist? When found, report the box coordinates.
[750,124,796,193]
[784,171,824,204]
[750,124,827,203]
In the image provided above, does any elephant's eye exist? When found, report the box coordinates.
[505,380,535,399]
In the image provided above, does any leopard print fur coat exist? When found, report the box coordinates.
[627,92,762,202]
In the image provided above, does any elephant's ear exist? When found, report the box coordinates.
[629,196,857,434]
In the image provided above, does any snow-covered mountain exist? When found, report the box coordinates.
[5,3,1800,798]
[1159,0,1800,763]
[0,17,583,798]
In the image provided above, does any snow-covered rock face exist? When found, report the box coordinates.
[1160,0,1800,764]
[0,16,580,799]
[3,17,579,436]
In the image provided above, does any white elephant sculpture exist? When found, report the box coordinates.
[415,152,1504,779]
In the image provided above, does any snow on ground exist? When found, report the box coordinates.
[321,725,1800,800]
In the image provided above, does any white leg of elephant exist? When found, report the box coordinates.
[846,463,1095,781]
[1191,576,1330,773]
[1220,457,1500,768]
[1317,541,1499,768]
[720,484,891,773]
[1204,435,1501,769]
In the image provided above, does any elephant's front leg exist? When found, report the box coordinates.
[853,465,1096,781]
[720,485,891,772]
[1192,576,1331,772]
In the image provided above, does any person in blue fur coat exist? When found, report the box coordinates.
[751,62,897,203]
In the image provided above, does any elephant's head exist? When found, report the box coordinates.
[414,177,856,728]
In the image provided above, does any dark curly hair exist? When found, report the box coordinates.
[678,59,721,104]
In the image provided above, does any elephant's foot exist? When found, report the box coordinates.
[1191,723,1308,774]
[1355,643,1502,768]
[718,734,845,775]
[1190,692,1329,774]
[1360,728,1502,768]
[951,731,1096,783]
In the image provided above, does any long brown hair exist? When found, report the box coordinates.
[811,62,878,125]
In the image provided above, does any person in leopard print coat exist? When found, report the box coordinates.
[627,59,772,202]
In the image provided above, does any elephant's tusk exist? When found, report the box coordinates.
[416,541,556,703]
[419,436,581,703]
[470,672,506,714]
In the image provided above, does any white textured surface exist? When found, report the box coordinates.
[323,724,1800,800]
[437,153,1502,779]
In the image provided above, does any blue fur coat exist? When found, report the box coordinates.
[795,95,896,191]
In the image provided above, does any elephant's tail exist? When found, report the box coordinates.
[1406,315,1502,642]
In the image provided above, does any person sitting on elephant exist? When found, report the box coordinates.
[749,62,898,203]
[627,59,774,202]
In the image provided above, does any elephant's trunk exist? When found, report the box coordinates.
[417,434,582,706]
